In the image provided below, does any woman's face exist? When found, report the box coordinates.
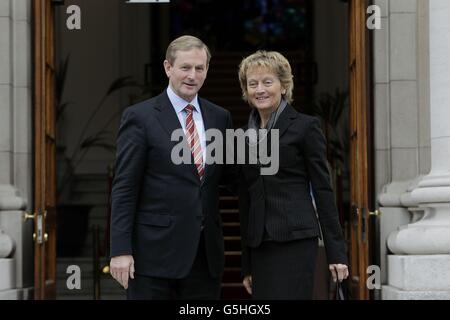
[246,67,285,113]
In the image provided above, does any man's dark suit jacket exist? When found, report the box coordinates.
[239,104,348,276]
[110,91,233,279]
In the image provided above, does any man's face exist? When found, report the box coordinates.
[164,48,209,102]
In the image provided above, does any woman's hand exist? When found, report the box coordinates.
[329,264,349,282]
[243,275,252,295]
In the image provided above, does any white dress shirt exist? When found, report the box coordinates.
[166,85,206,164]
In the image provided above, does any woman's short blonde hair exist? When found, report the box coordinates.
[166,35,211,65]
[238,50,294,104]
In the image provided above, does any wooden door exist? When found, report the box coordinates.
[348,0,373,300]
[33,0,57,299]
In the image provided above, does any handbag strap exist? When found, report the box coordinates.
[335,280,345,300]
[333,265,346,300]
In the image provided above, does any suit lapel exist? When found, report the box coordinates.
[272,104,298,138]
[155,91,183,139]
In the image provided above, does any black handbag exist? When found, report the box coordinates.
[330,265,350,300]
[335,280,346,300]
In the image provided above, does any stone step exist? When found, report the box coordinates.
[220,209,239,223]
[73,173,110,182]
[219,196,239,210]
[56,282,125,299]
[221,267,243,283]
[70,175,110,191]
[72,182,110,193]
[224,251,241,268]
[57,294,126,300]
[70,192,109,206]
[220,283,250,300]
[56,275,124,292]
[224,236,242,251]
[222,222,241,237]
[89,205,109,218]
[220,196,239,201]
[56,277,126,300]
[88,216,108,229]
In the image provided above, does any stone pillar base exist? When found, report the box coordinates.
[382,285,450,299]
[382,255,450,299]
[0,258,15,291]
[0,287,33,300]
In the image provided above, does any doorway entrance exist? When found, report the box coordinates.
[34,0,373,300]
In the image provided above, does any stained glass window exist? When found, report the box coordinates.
[170,0,311,51]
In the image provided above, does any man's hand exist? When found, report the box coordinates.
[329,264,349,282]
[110,255,135,289]
[243,275,252,295]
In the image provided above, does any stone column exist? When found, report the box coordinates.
[0,186,22,298]
[0,0,34,299]
[383,0,450,299]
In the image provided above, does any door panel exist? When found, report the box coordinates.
[33,0,57,300]
[348,0,373,300]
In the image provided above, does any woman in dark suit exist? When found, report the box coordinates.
[237,50,349,299]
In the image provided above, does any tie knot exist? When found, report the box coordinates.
[185,104,194,114]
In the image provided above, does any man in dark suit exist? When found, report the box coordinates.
[109,35,233,299]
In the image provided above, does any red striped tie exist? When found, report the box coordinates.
[185,104,204,180]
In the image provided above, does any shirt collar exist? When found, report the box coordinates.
[166,85,201,115]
